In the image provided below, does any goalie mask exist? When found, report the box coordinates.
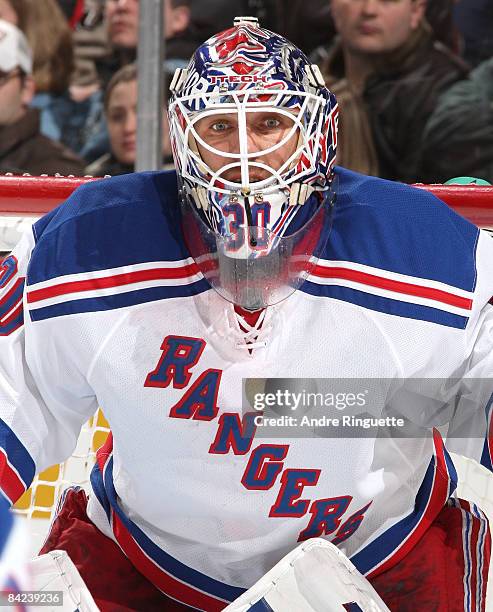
[168,16,338,310]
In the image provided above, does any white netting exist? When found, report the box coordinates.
[13,409,110,554]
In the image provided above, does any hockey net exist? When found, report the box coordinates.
[1,175,493,586]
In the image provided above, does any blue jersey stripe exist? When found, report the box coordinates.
[0,419,36,489]
[248,598,275,611]
[89,463,111,522]
[300,281,469,329]
[0,280,24,336]
[350,448,456,576]
[29,281,211,322]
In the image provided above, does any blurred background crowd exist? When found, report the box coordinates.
[0,0,492,184]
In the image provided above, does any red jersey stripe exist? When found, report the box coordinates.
[0,450,26,504]
[27,265,201,304]
[367,429,450,578]
[111,511,227,611]
[311,266,473,310]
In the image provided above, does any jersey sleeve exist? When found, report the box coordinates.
[0,229,98,507]
[445,230,493,473]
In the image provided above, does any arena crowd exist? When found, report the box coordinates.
[0,0,492,183]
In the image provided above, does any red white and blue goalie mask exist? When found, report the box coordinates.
[168,17,339,310]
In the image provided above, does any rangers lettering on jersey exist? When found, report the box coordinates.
[145,334,372,543]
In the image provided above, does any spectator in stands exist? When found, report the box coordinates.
[190,1,334,58]
[273,0,335,56]
[68,0,109,98]
[453,0,493,68]
[420,56,493,184]
[61,0,110,162]
[22,0,74,99]
[26,0,76,142]
[1,0,75,140]
[1,0,108,161]
[67,0,194,164]
[425,0,460,53]
[0,20,85,176]
[57,0,86,29]
[318,0,468,183]
[188,0,329,47]
[311,0,461,68]
[106,0,194,72]
[86,64,173,176]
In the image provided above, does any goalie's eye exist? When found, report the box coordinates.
[211,120,231,132]
[252,113,294,135]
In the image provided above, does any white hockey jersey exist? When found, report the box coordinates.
[1,167,492,611]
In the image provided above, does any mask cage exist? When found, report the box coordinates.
[169,88,330,196]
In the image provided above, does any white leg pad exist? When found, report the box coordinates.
[26,551,99,612]
[224,538,390,612]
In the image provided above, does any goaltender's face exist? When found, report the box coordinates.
[330,0,426,55]
[194,110,299,184]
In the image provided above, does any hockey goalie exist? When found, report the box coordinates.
[0,15,491,612]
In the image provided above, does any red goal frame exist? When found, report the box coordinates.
[0,174,492,227]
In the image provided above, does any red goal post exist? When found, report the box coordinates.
[0,174,492,225]
[0,175,99,215]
